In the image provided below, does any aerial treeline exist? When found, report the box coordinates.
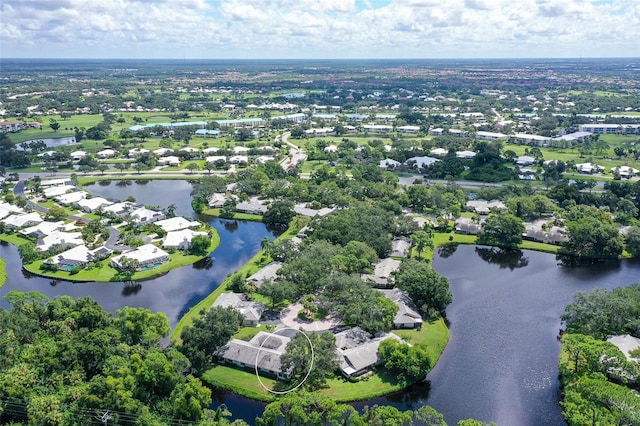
[559,285,640,425]
[0,291,246,426]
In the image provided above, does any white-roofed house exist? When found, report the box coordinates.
[20,221,65,238]
[0,202,24,219]
[390,238,412,258]
[130,207,165,224]
[236,197,268,215]
[208,193,227,208]
[55,191,87,206]
[515,156,536,166]
[128,147,150,158]
[158,156,181,167]
[575,162,604,174]
[153,148,173,156]
[233,146,251,154]
[45,245,112,271]
[293,203,335,218]
[97,149,117,159]
[229,155,249,165]
[43,185,76,198]
[38,231,84,252]
[70,151,87,161]
[404,156,440,170]
[397,125,421,134]
[155,216,200,232]
[324,145,339,153]
[77,197,113,213]
[163,229,208,250]
[611,165,639,178]
[606,335,640,361]
[456,150,476,159]
[379,158,401,169]
[430,147,448,156]
[465,199,506,215]
[40,178,72,187]
[102,201,136,216]
[2,212,43,229]
[111,244,170,271]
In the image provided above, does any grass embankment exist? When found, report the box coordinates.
[0,258,7,288]
[171,224,300,342]
[21,229,220,283]
[202,318,449,403]
[202,208,263,222]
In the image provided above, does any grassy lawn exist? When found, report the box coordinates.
[21,228,220,283]
[233,324,271,341]
[203,208,263,222]
[0,258,6,288]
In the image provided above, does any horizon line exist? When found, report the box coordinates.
[2,56,640,61]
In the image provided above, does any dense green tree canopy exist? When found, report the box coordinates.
[477,212,525,249]
[395,259,452,319]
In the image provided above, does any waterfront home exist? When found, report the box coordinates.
[212,293,266,327]
[361,258,401,287]
[130,207,165,224]
[43,185,76,198]
[162,229,208,250]
[155,216,200,232]
[454,217,482,235]
[247,261,283,287]
[38,231,84,252]
[378,288,423,329]
[606,335,640,361]
[236,197,268,214]
[55,191,87,206]
[45,244,112,270]
[208,193,227,208]
[157,156,181,167]
[20,221,66,238]
[102,201,136,216]
[216,332,292,379]
[111,244,170,271]
[335,327,405,378]
[40,178,72,188]
[2,212,43,229]
[77,197,113,213]
[0,202,24,219]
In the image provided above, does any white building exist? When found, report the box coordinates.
[55,191,87,206]
[397,125,421,134]
[430,148,448,156]
[379,158,401,169]
[96,149,117,159]
[2,212,43,229]
[111,244,170,271]
[575,162,604,174]
[158,156,181,166]
[476,131,508,140]
[155,216,201,232]
[20,221,66,238]
[43,185,76,198]
[130,207,164,224]
[163,229,208,250]
[38,231,84,252]
[305,127,334,137]
[363,124,393,133]
[456,150,476,159]
[46,245,112,270]
[404,156,440,169]
[77,197,113,213]
[611,165,639,178]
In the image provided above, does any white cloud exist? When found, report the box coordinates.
[1,0,639,58]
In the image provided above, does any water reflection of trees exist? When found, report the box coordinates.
[134,180,149,185]
[437,243,458,259]
[122,282,142,296]
[380,380,431,410]
[98,180,112,186]
[193,257,214,270]
[223,220,239,233]
[115,180,132,187]
[475,247,529,270]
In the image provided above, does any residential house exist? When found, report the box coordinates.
[606,335,640,361]
[574,162,604,174]
[216,332,292,379]
[40,178,72,188]
[362,124,393,133]
[390,238,412,258]
[361,258,401,287]
[465,200,506,215]
[155,216,200,232]
[515,155,537,166]
[158,156,181,167]
[293,204,335,218]
[476,131,508,140]
[2,212,43,229]
[236,197,268,215]
[130,207,164,224]
[448,129,468,137]
[55,191,87,206]
[455,217,482,235]
[20,221,66,238]
[428,128,444,136]
[0,120,25,133]
[102,201,136,216]
[77,197,113,213]
[111,244,170,271]
[70,151,88,161]
[379,158,401,169]
[378,288,423,329]
[208,193,227,208]
[305,127,334,137]
[45,245,112,271]
[430,148,448,156]
[0,203,24,220]
[43,185,76,198]
[611,165,639,178]
[456,150,476,159]
[404,156,440,170]
[96,149,117,159]
[335,327,406,378]
[163,229,208,250]
[38,231,84,252]
[247,261,283,287]
[397,125,421,134]
[153,148,173,156]
[212,293,266,326]
[229,155,249,165]
[128,147,150,158]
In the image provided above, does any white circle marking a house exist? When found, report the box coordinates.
[254,327,315,395]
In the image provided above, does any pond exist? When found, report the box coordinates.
[0,180,283,331]
[21,137,79,148]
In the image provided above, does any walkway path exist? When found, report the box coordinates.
[279,303,340,332]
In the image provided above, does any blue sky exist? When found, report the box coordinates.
[1,0,639,59]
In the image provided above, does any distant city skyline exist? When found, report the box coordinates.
[2,0,639,59]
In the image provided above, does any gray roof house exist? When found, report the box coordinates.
[465,199,506,215]
[212,293,266,327]
[455,217,482,235]
[606,335,640,361]
[378,288,423,329]
[390,238,412,258]
[335,327,406,378]
[247,261,283,287]
[361,258,402,287]
[216,332,292,379]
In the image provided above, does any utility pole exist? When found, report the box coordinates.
[95,410,111,425]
